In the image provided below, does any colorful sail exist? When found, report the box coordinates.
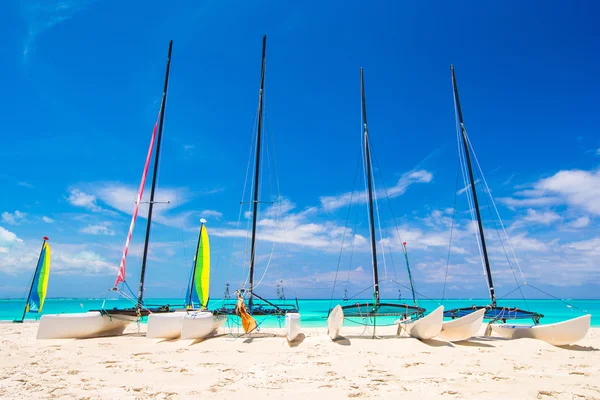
[26,239,51,314]
[113,110,161,288]
[185,222,210,308]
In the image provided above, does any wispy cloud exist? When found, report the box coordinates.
[80,223,115,236]
[66,188,102,212]
[17,181,34,189]
[522,209,561,226]
[320,169,433,212]
[20,0,97,58]
[42,216,54,223]
[1,210,27,225]
[200,210,223,220]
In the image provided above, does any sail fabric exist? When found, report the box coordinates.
[113,115,160,288]
[27,242,51,313]
[185,225,210,308]
[235,294,257,333]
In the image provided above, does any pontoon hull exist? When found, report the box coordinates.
[180,312,227,340]
[490,314,591,346]
[397,305,444,340]
[327,305,344,341]
[437,308,485,342]
[37,311,136,339]
[146,311,187,339]
[285,313,301,342]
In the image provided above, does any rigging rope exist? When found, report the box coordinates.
[465,133,528,285]
[442,162,461,302]
[329,153,361,311]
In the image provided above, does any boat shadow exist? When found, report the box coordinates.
[419,338,454,348]
[288,333,306,347]
[452,339,495,348]
[332,336,351,346]
[188,333,227,346]
[556,344,599,352]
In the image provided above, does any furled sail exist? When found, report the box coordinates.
[235,292,257,333]
[113,113,160,288]
[26,239,51,313]
[186,222,210,308]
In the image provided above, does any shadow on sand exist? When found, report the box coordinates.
[332,336,351,346]
[420,339,454,348]
[288,333,306,347]
[453,339,495,348]
[557,344,599,352]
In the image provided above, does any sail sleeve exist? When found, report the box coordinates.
[28,242,51,313]
[194,225,210,308]
[113,115,160,288]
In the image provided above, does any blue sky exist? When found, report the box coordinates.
[1,1,599,301]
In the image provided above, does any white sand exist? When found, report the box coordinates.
[1,323,599,399]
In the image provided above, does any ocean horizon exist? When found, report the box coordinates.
[2,298,598,328]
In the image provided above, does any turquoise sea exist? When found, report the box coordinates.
[1,298,597,328]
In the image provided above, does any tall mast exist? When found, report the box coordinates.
[451,65,496,306]
[360,68,380,304]
[248,35,267,309]
[18,237,48,322]
[187,220,205,308]
[137,40,173,309]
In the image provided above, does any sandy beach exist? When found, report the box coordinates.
[1,323,598,399]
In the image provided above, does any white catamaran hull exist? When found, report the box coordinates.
[397,305,444,340]
[327,305,344,341]
[37,311,136,339]
[490,314,591,346]
[437,308,485,342]
[180,312,227,340]
[146,311,186,339]
[285,313,301,342]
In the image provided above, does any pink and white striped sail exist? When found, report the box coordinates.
[113,113,161,288]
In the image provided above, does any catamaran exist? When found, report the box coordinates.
[212,35,301,342]
[443,65,591,345]
[14,237,51,323]
[147,219,227,340]
[37,41,177,339]
[327,68,443,341]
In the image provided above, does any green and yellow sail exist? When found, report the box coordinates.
[185,222,210,308]
[19,237,51,322]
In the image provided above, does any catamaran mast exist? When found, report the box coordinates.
[18,237,48,322]
[137,40,173,310]
[360,68,380,304]
[451,65,496,306]
[187,220,205,308]
[248,35,267,309]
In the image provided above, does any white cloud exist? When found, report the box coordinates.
[1,210,27,225]
[67,188,102,211]
[42,216,54,224]
[499,169,600,216]
[522,209,561,226]
[66,183,192,228]
[0,226,24,254]
[200,210,223,220]
[20,0,97,57]
[568,216,590,229]
[320,169,433,211]
[80,223,115,236]
[17,181,34,189]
